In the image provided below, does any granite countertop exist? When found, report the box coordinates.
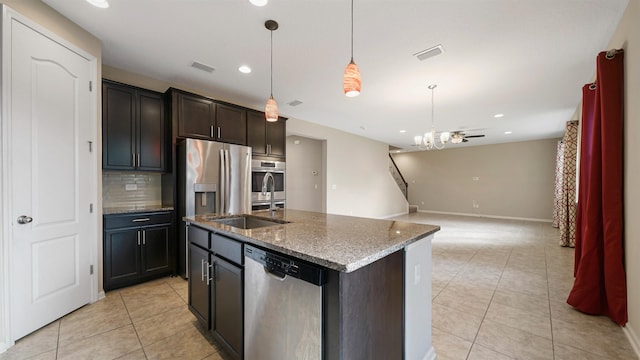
[185,209,439,273]
[103,205,174,215]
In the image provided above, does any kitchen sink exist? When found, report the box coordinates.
[206,215,288,230]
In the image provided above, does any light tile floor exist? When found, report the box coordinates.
[2,213,637,359]
[0,277,232,360]
[392,212,638,360]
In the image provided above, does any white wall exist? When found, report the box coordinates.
[286,135,324,212]
[607,0,640,352]
[393,139,559,221]
[287,119,408,219]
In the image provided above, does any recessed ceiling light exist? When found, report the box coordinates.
[249,0,268,6]
[494,113,505,118]
[86,0,109,8]
[238,65,252,74]
[504,131,512,135]
[399,130,406,133]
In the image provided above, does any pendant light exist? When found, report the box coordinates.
[414,84,449,150]
[265,20,279,122]
[343,0,361,97]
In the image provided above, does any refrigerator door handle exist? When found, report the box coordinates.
[219,148,226,213]
[223,149,231,213]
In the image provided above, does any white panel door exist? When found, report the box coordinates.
[9,16,93,340]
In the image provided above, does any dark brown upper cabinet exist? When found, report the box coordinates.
[102,80,166,171]
[247,110,286,160]
[215,103,247,145]
[168,88,247,145]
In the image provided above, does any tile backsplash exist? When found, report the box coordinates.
[102,172,162,208]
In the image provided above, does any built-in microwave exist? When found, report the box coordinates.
[251,159,285,206]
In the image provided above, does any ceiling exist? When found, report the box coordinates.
[43,0,628,151]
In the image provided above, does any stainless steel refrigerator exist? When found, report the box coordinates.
[177,139,252,278]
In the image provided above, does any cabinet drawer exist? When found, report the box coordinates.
[189,225,210,249]
[104,211,173,230]
[212,233,242,265]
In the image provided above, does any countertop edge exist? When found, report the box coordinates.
[184,212,439,273]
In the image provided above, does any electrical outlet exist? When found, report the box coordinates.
[472,200,479,209]
[125,183,137,191]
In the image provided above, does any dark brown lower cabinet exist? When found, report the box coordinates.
[188,225,243,360]
[103,212,173,291]
[212,256,243,359]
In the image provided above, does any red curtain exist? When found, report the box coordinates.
[567,50,626,325]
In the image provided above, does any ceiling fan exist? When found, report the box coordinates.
[450,131,485,143]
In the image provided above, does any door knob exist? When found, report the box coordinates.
[17,215,33,224]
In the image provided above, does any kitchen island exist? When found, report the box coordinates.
[185,209,439,360]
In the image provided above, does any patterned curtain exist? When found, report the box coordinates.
[552,141,565,228]
[558,120,579,247]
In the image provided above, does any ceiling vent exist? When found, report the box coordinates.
[288,100,303,107]
[191,61,215,73]
[413,44,445,61]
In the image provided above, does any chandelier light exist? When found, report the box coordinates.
[343,0,361,97]
[414,84,449,150]
[265,20,279,122]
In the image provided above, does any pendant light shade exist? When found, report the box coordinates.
[344,59,361,97]
[343,0,360,97]
[265,20,279,122]
[265,95,279,122]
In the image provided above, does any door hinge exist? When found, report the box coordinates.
[88,141,93,152]
[89,203,94,213]
[90,265,94,275]
[89,81,93,91]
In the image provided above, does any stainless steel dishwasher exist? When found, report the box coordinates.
[244,245,326,360]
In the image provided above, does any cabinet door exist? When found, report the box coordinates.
[216,104,247,145]
[189,243,211,327]
[211,256,243,360]
[104,228,141,290]
[247,110,268,156]
[103,82,135,170]
[267,119,286,158]
[141,225,171,275]
[177,92,215,139]
[137,91,165,171]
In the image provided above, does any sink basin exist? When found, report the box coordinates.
[207,215,288,230]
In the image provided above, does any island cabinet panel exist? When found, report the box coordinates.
[323,250,404,360]
[211,255,243,360]
[187,225,243,360]
[103,212,174,291]
[102,80,166,171]
[189,242,210,327]
[247,111,286,160]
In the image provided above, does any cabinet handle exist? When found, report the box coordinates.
[217,127,221,139]
[142,230,146,245]
[267,144,271,154]
[132,218,150,222]
[137,231,141,246]
[206,261,212,285]
[201,259,205,281]
[136,153,140,167]
[210,125,214,138]
[132,153,135,167]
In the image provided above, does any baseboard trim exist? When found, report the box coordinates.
[381,211,410,219]
[622,323,640,359]
[424,346,437,360]
[417,209,553,223]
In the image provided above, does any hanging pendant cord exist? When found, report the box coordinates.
[350,0,354,62]
[270,29,274,97]
[431,87,435,127]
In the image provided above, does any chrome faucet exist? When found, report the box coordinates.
[261,172,277,217]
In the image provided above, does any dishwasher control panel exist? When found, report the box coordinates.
[245,245,326,286]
